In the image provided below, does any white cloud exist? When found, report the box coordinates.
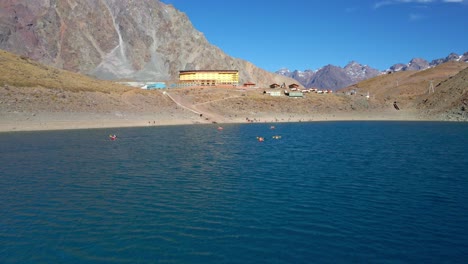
[374,1,394,8]
[374,0,464,9]
[398,0,434,3]
[374,0,431,9]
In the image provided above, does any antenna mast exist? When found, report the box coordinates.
[428,80,434,94]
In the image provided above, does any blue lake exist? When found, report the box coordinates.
[1,121,468,263]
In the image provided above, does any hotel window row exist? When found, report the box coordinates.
[179,70,239,87]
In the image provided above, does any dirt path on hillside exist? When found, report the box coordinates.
[161,91,200,114]
[193,95,242,105]
[119,89,229,124]
[162,91,234,124]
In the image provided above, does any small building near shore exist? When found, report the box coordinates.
[119,82,167,89]
[142,82,166,89]
[288,91,304,98]
[269,91,282,96]
[270,83,280,89]
[289,83,300,90]
[243,82,256,88]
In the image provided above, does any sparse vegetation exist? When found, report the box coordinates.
[0,50,130,94]
[1,49,467,132]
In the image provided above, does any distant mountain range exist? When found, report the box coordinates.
[276,52,468,91]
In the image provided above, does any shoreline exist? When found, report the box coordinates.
[0,110,435,133]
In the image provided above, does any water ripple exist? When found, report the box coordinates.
[1,122,468,263]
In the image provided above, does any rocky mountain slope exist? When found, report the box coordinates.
[0,0,296,87]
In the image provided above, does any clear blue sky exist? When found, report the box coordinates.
[161,0,467,72]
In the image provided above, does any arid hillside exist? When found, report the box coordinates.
[1,49,467,132]
[0,49,176,114]
[0,49,380,117]
[341,61,468,121]
[417,66,468,120]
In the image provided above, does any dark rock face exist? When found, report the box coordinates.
[405,58,429,71]
[306,65,352,90]
[0,0,295,87]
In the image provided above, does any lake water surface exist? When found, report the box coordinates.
[1,121,468,263]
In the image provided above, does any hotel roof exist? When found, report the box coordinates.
[179,70,238,73]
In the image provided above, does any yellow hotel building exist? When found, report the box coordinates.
[179,70,239,87]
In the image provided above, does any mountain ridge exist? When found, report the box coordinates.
[276,52,468,91]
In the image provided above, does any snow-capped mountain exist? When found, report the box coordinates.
[344,61,381,82]
[388,52,468,72]
[429,52,468,67]
[277,52,468,90]
[276,61,380,91]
